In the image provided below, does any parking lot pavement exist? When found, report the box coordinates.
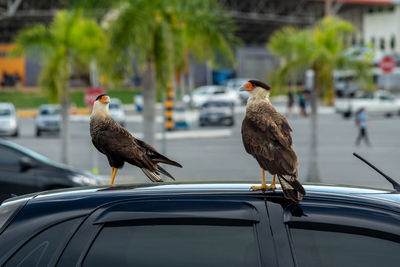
[7,106,400,190]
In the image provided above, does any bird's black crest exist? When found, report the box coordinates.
[249,80,271,91]
[95,94,108,101]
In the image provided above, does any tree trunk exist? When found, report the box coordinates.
[60,84,70,165]
[307,67,321,182]
[142,59,156,145]
[188,54,195,106]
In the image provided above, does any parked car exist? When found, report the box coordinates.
[0,140,102,196]
[226,78,253,105]
[334,90,398,118]
[109,98,126,127]
[35,104,61,136]
[0,180,399,266]
[199,100,234,127]
[183,85,238,108]
[173,103,190,129]
[0,103,18,137]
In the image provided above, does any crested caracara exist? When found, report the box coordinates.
[240,80,305,202]
[90,94,182,185]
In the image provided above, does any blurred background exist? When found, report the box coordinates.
[0,0,400,195]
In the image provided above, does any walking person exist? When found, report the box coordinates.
[355,107,371,146]
[298,90,307,117]
[286,90,295,117]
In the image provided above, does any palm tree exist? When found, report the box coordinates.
[269,16,372,182]
[102,0,237,144]
[14,10,106,164]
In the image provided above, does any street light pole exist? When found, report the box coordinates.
[325,0,332,16]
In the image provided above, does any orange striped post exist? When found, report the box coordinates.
[164,83,175,131]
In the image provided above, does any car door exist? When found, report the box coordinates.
[57,196,278,267]
[0,145,38,195]
[266,196,400,267]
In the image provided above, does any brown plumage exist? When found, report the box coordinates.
[241,80,305,202]
[90,94,182,184]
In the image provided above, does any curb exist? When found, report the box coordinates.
[17,108,91,118]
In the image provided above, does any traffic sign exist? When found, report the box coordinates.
[85,87,105,107]
[379,56,396,74]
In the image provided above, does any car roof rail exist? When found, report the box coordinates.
[353,152,400,193]
[0,193,17,205]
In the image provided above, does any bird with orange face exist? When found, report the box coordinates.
[240,80,305,202]
[90,94,182,185]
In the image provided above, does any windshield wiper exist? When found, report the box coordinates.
[353,152,400,193]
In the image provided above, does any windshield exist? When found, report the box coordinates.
[109,103,120,110]
[203,102,229,108]
[5,142,53,164]
[0,109,11,116]
[40,108,60,115]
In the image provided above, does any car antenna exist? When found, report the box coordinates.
[353,152,400,192]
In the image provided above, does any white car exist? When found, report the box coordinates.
[109,98,126,127]
[35,104,61,136]
[0,103,18,137]
[183,85,238,108]
[226,78,252,105]
[335,90,399,118]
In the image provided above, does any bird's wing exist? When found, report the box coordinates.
[92,121,155,170]
[242,103,297,173]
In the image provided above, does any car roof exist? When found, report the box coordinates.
[110,98,122,104]
[195,85,226,91]
[0,103,15,109]
[39,104,60,109]
[10,183,399,213]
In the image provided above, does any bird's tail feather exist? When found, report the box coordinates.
[278,175,305,202]
[141,168,163,182]
[154,157,182,168]
[157,165,176,181]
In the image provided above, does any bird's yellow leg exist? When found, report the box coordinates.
[270,174,281,191]
[110,167,118,185]
[251,168,269,191]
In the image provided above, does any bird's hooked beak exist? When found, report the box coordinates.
[100,95,111,104]
[240,82,254,92]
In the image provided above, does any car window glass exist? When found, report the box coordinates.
[84,224,260,267]
[0,108,11,116]
[290,227,400,267]
[109,104,119,109]
[5,217,82,267]
[40,108,60,115]
[0,146,21,169]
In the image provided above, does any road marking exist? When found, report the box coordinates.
[132,129,232,140]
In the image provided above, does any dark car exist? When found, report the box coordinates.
[0,140,102,197]
[0,182,399,266]
[199,100,234,127]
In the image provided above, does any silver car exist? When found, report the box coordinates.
[35,105,61,136]
[0,103,18,137]
[109,98,126,127]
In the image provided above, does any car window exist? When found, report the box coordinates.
[379,95,393,101]
[40,108,60,115]
[84,224,260,267]
[0,146,21,169]
[5,217,82,267]
[109,103,120,109]
[0,108,11,116]
[290,227,400,267]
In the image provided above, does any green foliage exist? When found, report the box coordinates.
[103,0,238,88]
[268,16,373,104]
[0,88,140,108]
[13,10,106,102]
